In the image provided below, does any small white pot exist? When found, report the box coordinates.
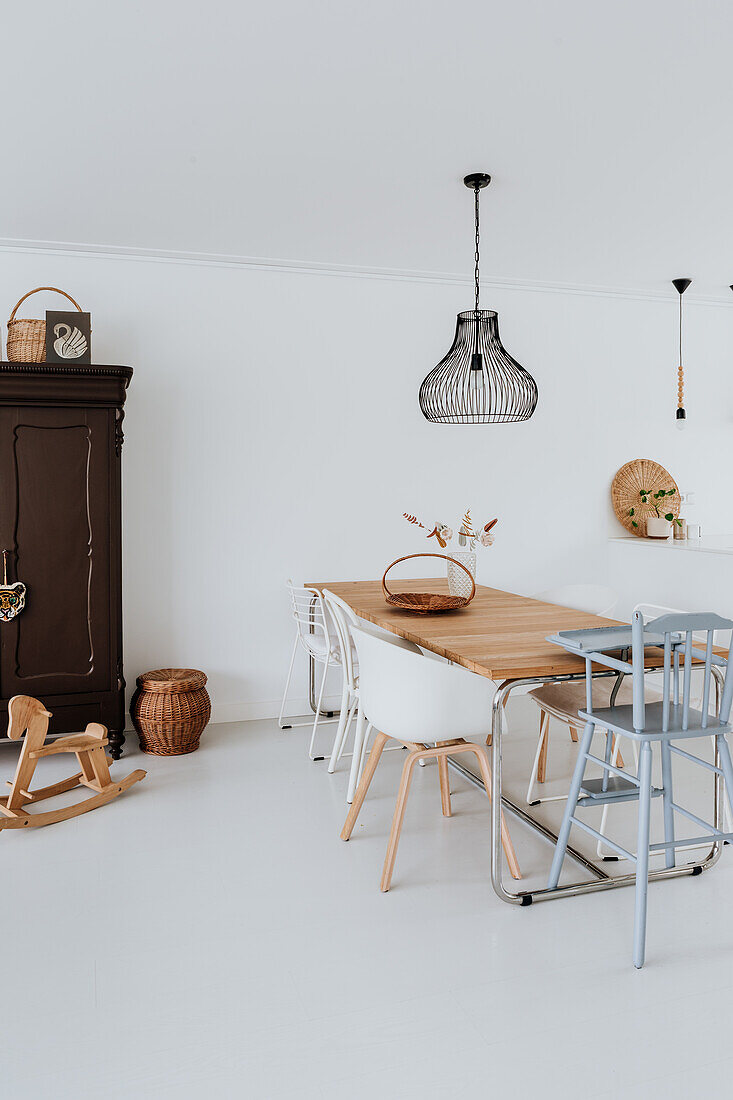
[646,516,672,539]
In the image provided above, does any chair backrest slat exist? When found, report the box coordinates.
[631,610,646,732]
[662,633,671,733]
[701,632,713,729]
[719,631,733,723]
[682,631,692,731]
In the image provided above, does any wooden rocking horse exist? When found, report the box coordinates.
[0,696,145,829]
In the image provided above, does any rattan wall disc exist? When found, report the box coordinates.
[611,459,680,537]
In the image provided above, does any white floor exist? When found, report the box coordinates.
[7,702,733,1099]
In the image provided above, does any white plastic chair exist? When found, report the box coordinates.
[278,581,342,760]
[525,585,619,806]
[340,625,521,890]
[322,590,423,803]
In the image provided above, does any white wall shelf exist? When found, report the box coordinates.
[609,536,733,557]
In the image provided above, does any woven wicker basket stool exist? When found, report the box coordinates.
[131,668,211,756]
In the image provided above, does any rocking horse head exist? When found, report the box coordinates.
[7,696,52,740]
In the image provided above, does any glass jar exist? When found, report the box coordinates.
[447,551,476,598]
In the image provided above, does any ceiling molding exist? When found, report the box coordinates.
[0,236,731,307]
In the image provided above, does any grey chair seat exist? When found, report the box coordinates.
[578,701,731,741]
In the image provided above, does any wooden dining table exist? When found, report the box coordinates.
[307,578,725,906]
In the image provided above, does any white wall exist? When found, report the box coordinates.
[0,250,731,721]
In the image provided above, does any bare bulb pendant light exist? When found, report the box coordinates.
[419,173,538,424]
[673,277,691,431]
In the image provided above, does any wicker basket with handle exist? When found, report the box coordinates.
[130,668,211,756]
[382,553,476,613]
[6,286,84,363]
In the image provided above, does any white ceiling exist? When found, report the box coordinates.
[4,0,733,298]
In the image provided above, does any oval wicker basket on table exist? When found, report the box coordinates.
[611,458,680,537]
[6,286,84,363]
[130,669,211,756]
[382,553,476,614]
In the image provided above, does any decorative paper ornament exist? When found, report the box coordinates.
[0,551,25,622]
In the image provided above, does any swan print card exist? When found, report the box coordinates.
[45,310,92,364]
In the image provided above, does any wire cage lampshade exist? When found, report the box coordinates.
[419,174,538,425]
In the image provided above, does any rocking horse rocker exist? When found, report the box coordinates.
[0,696,145,829]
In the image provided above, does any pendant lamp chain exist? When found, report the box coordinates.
[474,184,481,315]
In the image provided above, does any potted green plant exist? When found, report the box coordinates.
[628,488,681,539]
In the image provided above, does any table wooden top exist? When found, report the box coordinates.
[306,579,624,681]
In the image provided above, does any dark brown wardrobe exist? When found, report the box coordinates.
[0,364,132,757]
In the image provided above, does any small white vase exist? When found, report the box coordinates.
[447,551,476,598]
[646,516,672,539]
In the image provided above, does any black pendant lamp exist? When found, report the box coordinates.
[673,278,691,431]
[419,174,538,424]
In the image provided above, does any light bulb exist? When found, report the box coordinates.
[468,353,484,412]
[676,408,686,431]
[676,418,686,431]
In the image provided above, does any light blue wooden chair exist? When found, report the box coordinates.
[547,610,733,968]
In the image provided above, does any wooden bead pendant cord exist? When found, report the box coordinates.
[672,277,691,429]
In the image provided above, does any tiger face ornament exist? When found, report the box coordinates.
[0,582,25,622]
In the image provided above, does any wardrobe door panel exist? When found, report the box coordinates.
[0,406,112,698]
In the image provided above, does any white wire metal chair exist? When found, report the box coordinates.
[278,581,342,760]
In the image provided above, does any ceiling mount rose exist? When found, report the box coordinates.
[463,173,491,190]
[419,172,538,425]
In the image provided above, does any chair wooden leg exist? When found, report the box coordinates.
[381,749,422,892]
[341,731,388,841]
[437,752,451,817]
[537,711,550,783]
[568,725,579,743]
[611,734,624,769]
[469,745,522,880]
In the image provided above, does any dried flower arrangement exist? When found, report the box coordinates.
[402,510,498,550]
